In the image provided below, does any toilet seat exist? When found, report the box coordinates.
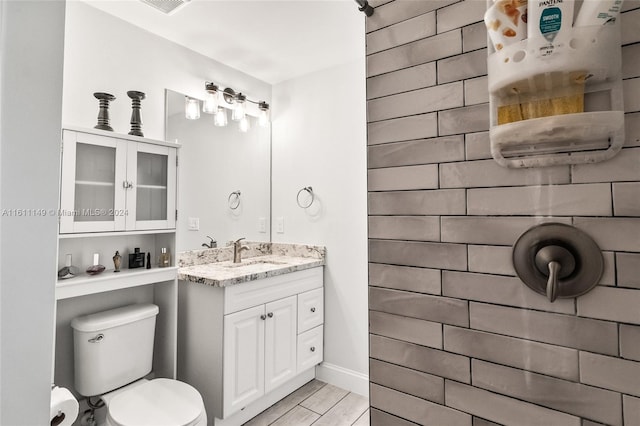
[105,379,205,426]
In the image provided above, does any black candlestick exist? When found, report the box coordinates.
[94,92,116,131]
[127,91,145,137]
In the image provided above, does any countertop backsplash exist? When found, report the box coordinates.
[178,242,325,267]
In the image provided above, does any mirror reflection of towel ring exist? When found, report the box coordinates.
[297,186,314,209]
[228,190,241,210]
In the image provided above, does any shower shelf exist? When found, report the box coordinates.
[487,19,625,168]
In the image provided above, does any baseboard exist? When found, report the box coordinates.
[315,362,369,397]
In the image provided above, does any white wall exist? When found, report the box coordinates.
[0,1,65,424]
[62,2,270,141]
[63,0,369,399]
[271,58,369,395]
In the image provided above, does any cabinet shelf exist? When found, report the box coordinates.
[56,266,178,300]
[58,229,175,239]
[76,180,114,187]
[138,184,168,190]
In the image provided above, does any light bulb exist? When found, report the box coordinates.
[214,106,228,127]
[232,93,246,121]
[185,97,200,120]
[258,102,269,127]
[203,91,219,114]
[239,116,250,133]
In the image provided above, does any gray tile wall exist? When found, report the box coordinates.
[366,1,640,424]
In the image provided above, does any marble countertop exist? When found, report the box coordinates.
[177,243,325,287]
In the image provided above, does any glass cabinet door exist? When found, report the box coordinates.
[59,131,127,233]
[126,142,176,230]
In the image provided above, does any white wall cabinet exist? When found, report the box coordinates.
[178,267,324,424]
[60,127,177,234]
[54,128,181,394]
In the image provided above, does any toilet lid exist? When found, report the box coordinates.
[108,379,204,426]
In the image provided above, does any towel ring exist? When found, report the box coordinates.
[297,186,314,209]
[228,190,241,210]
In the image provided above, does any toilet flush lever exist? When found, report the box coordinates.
[88,333,104,343]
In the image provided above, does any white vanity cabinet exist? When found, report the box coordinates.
[223,295,297,415]
[60,127,177,234]
[178,267,324,425]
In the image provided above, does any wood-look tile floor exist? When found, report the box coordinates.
[243,380,369,426]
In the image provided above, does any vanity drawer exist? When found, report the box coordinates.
[224,268,323,314]
[297,325,323,373]
[297,288,323,333]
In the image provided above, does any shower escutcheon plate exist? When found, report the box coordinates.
[512,223,603,303]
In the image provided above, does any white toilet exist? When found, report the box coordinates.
[71,303,207,426]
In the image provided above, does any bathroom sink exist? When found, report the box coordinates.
[222,259,288,268]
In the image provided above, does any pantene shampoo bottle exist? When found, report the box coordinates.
[529,0,575,56]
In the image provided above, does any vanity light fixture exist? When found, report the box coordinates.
[185,96,200,120]
[202,82,219,114]
[190,82,270,130]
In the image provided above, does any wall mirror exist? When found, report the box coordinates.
[165,89,271,251]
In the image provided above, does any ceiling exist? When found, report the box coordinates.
[82,0,365,85]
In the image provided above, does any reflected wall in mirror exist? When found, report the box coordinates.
[165,89,271,252]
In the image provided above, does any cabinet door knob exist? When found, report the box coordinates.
[267,312,273,318]
[310,307,316,313]
[310,346,316,352]
[123,180,129,189]
[260,314,266,320]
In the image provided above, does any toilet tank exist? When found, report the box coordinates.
[71,303,159,396]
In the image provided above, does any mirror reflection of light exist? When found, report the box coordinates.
[258,103,269,127]
[232,93,246,121]
[185,96,200,120]
[239,116,250,133]
[214,106,228,127]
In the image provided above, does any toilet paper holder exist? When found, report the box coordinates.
[512,223,603,302]
[50,385,79,426]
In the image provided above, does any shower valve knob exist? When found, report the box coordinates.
[534,245,576,303]
[512,223,603,303]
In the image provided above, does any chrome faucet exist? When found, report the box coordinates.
[202,236,217,249]
[233,238,249,263]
